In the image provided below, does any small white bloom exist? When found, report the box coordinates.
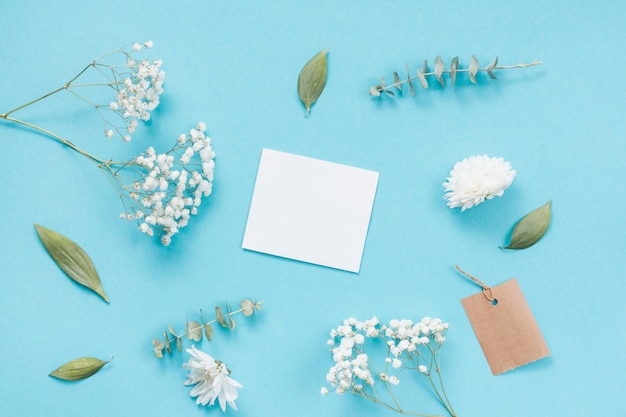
[419,365,428,374]
[321,387,329,396]
[183,346,243,412]
[388,376,400,385]
[443,154,516,211]
[144,40,154,48]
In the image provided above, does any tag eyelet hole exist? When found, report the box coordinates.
[490,299,498,306]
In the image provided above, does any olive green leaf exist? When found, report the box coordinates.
[34,224,109,303]
[49,357,111,381]
[153,339,164,358]
[468,55,479,84]
[503,200,552,249]
[297,49,328,116]
[215,305,228,328]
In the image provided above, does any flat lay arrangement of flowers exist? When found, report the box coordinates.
[1,2,624,417]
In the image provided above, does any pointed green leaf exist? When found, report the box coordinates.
[504,200,552,249]
[186,320,202,342]
[450,56,459,87]
[469,55,479,84]
[34,224,109,303]
[434,56,445,87]
[240,299,254,317]
[49,357,111,381]
[297,49,328,116]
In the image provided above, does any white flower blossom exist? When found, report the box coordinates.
[443,154,516,211]
[117,122,216,245]
[183,346,243,412]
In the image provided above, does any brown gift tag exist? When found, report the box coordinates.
[461,278,550,375]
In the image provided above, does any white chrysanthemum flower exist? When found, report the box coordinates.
[183,346,243,412]
[443,154,516,211]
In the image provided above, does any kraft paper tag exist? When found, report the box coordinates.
[461,278,550,375]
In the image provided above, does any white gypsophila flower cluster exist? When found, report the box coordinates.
[107,41,164,142]
[183,346,243,412]
[118,122,215,246]
[443,154,516,211]
[323,316,448,396]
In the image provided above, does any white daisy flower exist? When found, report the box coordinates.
[183,346,243,412]
[443,154,516,211]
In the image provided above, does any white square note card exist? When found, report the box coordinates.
[242,149,379,273]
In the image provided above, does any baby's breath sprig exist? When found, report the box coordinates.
[322,317,456,417]
[370,55,542,97]
[153,299,264,359]
[1,41,163,142]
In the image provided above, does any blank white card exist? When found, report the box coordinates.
[242,149,379,273]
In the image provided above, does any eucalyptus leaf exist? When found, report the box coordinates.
[393,72,402,92]
[503,200,552,249]
[49,357,110,381]
[215,306,228,328]
[240,299,254,316]
[186,320,202,342]
[405,64,415,96]
[297,49,328,116]
[204,323,214,341]
[34,224,109,303]
[153,339,164,358]
[434,56,445,87]
[164,331,171,353]
[450,56,459,87]
[176,336,183,352]
[417,70,428,89]
[469,55,479,84]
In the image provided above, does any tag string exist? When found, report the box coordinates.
[455,265,495,301]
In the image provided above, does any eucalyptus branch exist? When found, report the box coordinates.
[370,55,542,97]
[152,299,264,358]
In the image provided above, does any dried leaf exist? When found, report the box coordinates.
[469,55,479,84]
[240,299,254,316]
[297,49,328,116]
[164,331,171,353]
[369,86,381,97]
[393,72,402,92]
[204,323,214,341]
[405,64,415,96]
[34,224,109,303]
[421,59,428,74]
[176,336,183,352]
[417,70,428,89]
[254,301,263,312]
[168,326,177,338]
[503,200,552,250]
[215,306,228,328]
[434,56,445,87]
[450,56,459,87]
[186,320,202,342]
[49,357,110,381]
[486,56,498,80]
[152,339,164,358]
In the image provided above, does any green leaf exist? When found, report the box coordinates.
[417,70,428,89]
[503,200,552,249]
[176,336,183,352]
[434,56,445,87]
[227,302,236,330]
[164,331,171,353]
[297,49,328,116]
[450,56,459,87]
[49,357,110,381]
[34,224,109,303]
[469,55,479,84]
[186,320,202,342]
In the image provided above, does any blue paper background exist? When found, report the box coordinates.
[1,1,624,416]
